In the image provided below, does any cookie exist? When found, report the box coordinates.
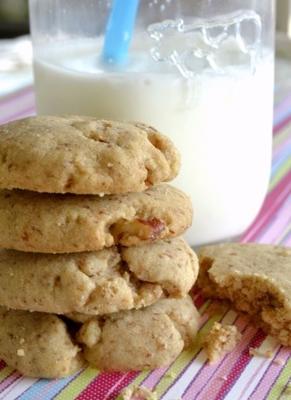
[203,322,241,364]
[77,296,199,371]
[0,238,198,314]
[0,297,199,377]
[198,243,291,346]
[0,307,84,378]
[122,237,199,296]
[0,184,192,253]
[0,116,180,194]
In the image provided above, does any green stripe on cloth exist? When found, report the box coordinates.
[269,158,291,190]
[266,358,291,400]
[54,368,99,399]
[0,366,15,381]
[274,124,291,146]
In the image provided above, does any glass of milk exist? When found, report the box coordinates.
[29,0,275,246]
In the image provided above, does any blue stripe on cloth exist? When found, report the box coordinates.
[18,375,76,400]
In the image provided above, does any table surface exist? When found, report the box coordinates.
[0,87,290,400]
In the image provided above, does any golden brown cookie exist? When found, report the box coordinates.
[121,237,199,297]
[0,185,192,253]
[0,238,198,314]
[198,243,291,346]
[0,116,180,194]
[77,296,199,371]
[0,308,84,378]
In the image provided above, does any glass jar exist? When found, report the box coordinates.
[29,0,275,246]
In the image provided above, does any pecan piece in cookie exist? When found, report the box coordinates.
[111,218,165,245]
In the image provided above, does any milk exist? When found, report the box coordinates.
[33,36,273,246]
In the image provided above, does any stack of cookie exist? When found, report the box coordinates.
[0,116,200,378]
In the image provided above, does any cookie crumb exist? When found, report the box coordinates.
[119,387,134,400]
[17,349,25,357]
[77,319,101,348]
[119,385,158,400]
[107,163,113,168]
[203,322,241,364]
[165,371,177,379]
[264,349,274,358]
[218,375,228,381]
[19,338,25,344]
[249,347,274,358]
[286,383,291,392]
[273,358,284,366]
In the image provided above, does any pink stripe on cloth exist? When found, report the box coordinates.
[0,372,21,394]
[0,86,33,107]
[215,330,266,400]
[273,113,291,135]
[139,368,168,392]
[283,229,291,246]
[248,347,290,400]
[0,106,36,126]
[183,320,256,400]
[0,92,35,125]
[255,196,291,244]
[272,137,291,159]
[76,372,138,400]
[102,372,138,400]
[236,348,278,400]
[240,171,291,243]
[193,294,206,309]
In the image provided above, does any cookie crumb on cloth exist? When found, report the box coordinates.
[119,385,158,400]
[273,358,285,366]
[249,347,274,358]
[203,322,242,364]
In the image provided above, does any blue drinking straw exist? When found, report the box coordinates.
[102,0,140,65]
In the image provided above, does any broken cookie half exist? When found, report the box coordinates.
[198,243,291,346]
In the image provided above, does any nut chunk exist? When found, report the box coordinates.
[203,322,241,364]
[120,385,158,400]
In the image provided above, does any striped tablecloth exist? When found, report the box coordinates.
[0,87,290,400]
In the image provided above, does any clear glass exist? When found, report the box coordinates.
[29,0,275,246]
